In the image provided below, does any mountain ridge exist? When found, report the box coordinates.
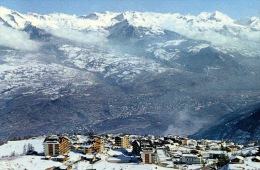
[0,7,259,142]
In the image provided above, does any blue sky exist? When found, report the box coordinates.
[0,0,259,19]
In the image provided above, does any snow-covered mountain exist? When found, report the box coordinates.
[0,6,259,53]
[0,7,259,142]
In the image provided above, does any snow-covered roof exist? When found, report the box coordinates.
[82,154,95,159]
[57,155,65,159]
[207,150,227,154]
[230,155,244,160]
[79,145,92,148]
[254,156,260,160]
[59,165,68,170]
[182,154,199,158]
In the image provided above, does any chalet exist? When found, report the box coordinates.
[56,155,68,162]
[81,154,96,162]
[208,150,227,159]
[164,143,179,152]
[43,135,70,156]
[181,154,202,164]
[252,156,260,162]
[230,156,244,164]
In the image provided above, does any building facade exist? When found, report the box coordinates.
[181,154,202,164]
[93,136,104,153]
[140,147,157,164]
[43,135,70,156]
[115,135,130,149]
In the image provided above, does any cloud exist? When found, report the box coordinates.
[0,25,41,51]
[160,18,260,51]
[47,28,108,44]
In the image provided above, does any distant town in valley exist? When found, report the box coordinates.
[0,133,259,170]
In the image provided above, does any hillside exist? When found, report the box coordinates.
[0,6,259,142]
[191,104,260,143]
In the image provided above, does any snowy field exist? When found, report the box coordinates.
[0,156,62,170]
[0,137,45,158]
[0,157,170,170]
[0,137,63,170]
[220,157,260,170]
[72,161,170,170]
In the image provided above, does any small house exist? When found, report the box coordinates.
[181,154,202,164]
[81,154,96,162]
[56,155,68,162]
[252,156,260,162]
[230,156,244,164]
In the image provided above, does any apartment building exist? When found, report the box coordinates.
[43,135,70,156]
[115,135,130,149]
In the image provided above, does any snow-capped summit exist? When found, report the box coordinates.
[197,12,212,20]
[0,6,13,15]
[197,11,234,23]
[249,17,260,30]
[208,11,234,23]
[235,16,260,30]
[0,6,27,29]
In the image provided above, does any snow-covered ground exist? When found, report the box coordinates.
[0,137,63,170]
[221,156,260,170]
[0,156,62,170]
[0,137,45,158]
[227,146,258,157]
[72,159,171,170]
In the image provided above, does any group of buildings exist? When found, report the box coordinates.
[42,133,260,169]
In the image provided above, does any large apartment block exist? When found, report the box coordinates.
[93,136,105,153]
[115,135,130,149]
[43,135,70,156]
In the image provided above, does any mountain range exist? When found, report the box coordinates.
[0,7,259,143]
